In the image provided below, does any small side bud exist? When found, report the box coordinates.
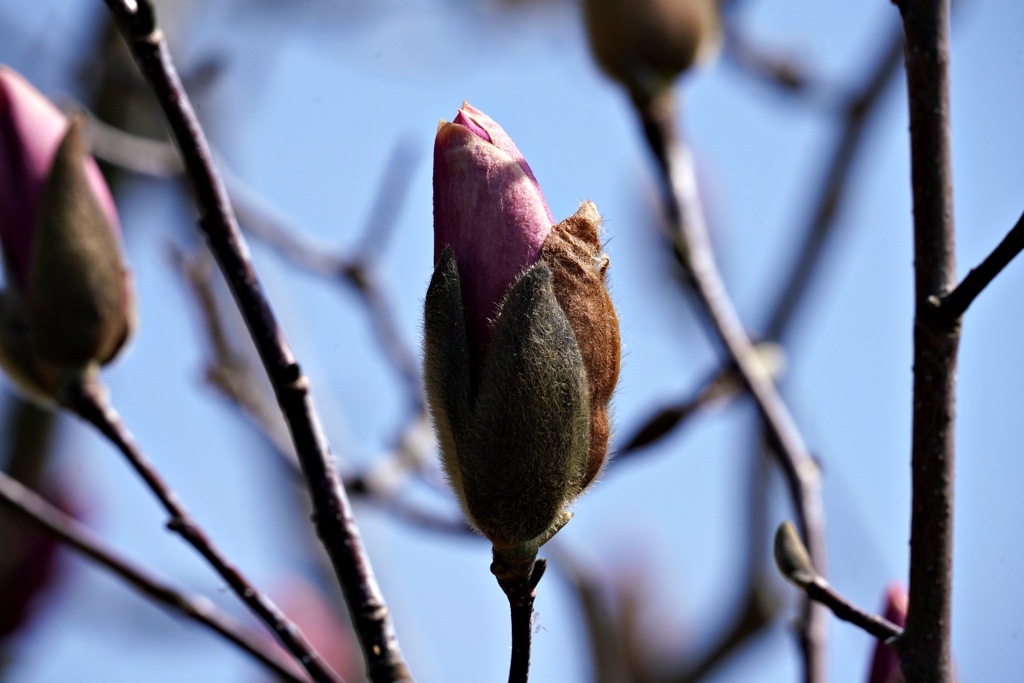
[773,520,816,589]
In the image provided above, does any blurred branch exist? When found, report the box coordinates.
[616,342,784,457]
[102,3,412,680]
[80,110,423,406]
[723,27,817,99]
[555,412,782,683]
[0,472,310,683]
[633,89,828,683]
[170,246,471,537]
[618,25,905,463]
[169,246,296,460]
[60,375,343,683]
[763,25,904,341]
[896,0,958,680]
[939,208,1024,319]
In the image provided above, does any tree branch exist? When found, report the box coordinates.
[633,92,827,683]
[939,209,1024,319]
[895,0,959,680]
[804,580,902,644]
[774,521,902,644]
[61,375,342,683]
[101,2,411,680]
[0,471,310,683]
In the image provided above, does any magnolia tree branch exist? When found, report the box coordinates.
[774,522,903,645]
[895,0,959,680]
[0,472,310,683]
[939,209,1024,319]
[633,93,827,683]
[101,2,411,680]
[61,376,343,683]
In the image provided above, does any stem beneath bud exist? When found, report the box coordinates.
[491,550,546,683]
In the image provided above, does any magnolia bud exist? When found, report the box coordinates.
[582,0,722,100]
[0,67,133,403]
[426,104,620,557]
[866,584,907,683]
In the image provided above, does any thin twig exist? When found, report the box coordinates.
[0,471,310,683]
[723,27,817,99]
[804,579,903,644]
[634,92,827,683]
[939,209,1024,319]
[616,342,785,457]
[60,375,343,683]
[101,3,411,680]
[895,0,959,681]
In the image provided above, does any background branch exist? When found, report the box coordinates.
[0,471,310,683]
[62,376,342,683]
[634,90,828,683]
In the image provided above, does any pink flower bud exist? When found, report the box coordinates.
[0,484,77,642]
[426,104,620,556]
[0,66,119,292]
[867,583,907,683]
[0,66,133,402]
[433,102,555,371]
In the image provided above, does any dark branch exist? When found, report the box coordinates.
[896,0,959,680]
[805,580,903,644]
[0,471,309,683]
[940,209,1024,319]
[61,375,343,683]
[101,2,411,680]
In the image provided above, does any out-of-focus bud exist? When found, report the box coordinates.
[0,66,133,403]
[264,576,356,683]
[582,0,721,101]
[426,103,620,560]
[0,484,75,643]
[866,583,907,683]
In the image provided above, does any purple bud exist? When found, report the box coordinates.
[433,103,555,370]
[0,66,119,293]
[0,67,132,401]
[867,583,907,683]
[427,105,621,555]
